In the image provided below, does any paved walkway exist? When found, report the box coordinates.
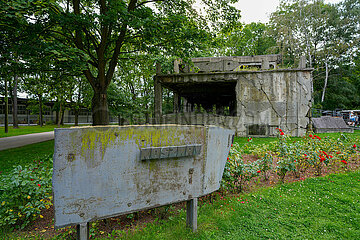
[0,131,54,151]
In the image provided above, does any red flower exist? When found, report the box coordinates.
[280,132,285,136]
[227,157,229,160]
[319,155,325,162]
[257,170,261,173]
[278,128,283,132]
[353,144,357,148]
[316,136,321,140]
[294,160,296,162]
[309,134,313,138]
[329,155,333,158]
[341,160,348,164]
[312,137,315,139]
[231,144,233,147]
[336,151,341,154]
[37,184,41,187]
[31,179,34,181]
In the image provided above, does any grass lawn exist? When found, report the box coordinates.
[118,171,360,240]
[0,125,71,138]
[0,140,54,174]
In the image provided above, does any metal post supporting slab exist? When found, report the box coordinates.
[186,198,198,232]
[77,222,89,240]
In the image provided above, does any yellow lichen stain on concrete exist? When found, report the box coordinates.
[149,160,159,172]
[77,125,205,166]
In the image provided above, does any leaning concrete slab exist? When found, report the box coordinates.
[313,116,353,133]
[53,125,234,234]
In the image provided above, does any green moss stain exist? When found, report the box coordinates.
[75,125,205,166]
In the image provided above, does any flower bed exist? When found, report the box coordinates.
[222,130,360,193]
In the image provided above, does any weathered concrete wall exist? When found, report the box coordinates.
[235,70,312,137]
[160,70,312,137]
[53,125,234,228]
[179,55,282,73]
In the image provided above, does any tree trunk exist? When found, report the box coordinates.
[12,75,19,128]
[92,90,109,125]
[55,109,59,125]
[57,102,62,127]
[75,109,79,126]
[38,94,43,127]
[4,78,8,133]
[321,62,329,102]
[145,111,149,124]
[60,108,65,125]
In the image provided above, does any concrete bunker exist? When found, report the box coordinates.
[154,55,313,137]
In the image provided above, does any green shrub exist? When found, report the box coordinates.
[0,156,53,230]
[276,157,297,183]
[222,143,260,192]
[255,152,273,180]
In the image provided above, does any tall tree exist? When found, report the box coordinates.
[216,22,276,57]
[269,0,360,108]
[45,0,239,125]
[12,74,19,128]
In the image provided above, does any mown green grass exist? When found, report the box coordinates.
[3,171,360,239]
[0,140,54,174]
[0,125,71,138]
[109,171,360,240]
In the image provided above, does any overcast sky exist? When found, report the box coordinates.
[231,0,343,24]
